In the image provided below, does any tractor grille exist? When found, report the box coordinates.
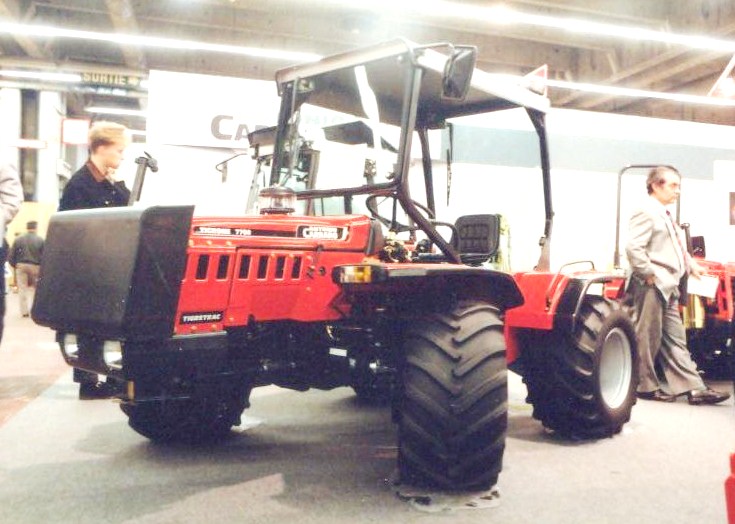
[188,252,305,283]
[241,253,304,281]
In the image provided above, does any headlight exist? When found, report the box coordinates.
[332,265,388,284]
[103,340,123,370]
[62,333,79,359]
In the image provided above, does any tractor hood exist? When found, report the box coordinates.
[189,214,382,254]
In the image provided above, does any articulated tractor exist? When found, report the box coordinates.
[33,39,637,491]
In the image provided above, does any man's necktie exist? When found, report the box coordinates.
[666,210,689,273]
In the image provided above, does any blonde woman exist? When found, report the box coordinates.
[58,121,131,399]
[59,121,131,210]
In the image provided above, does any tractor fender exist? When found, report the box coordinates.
[425,267,524,311]
[342,265,525,312]
[552,274,626,334]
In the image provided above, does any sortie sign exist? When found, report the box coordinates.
[81,72,142,88]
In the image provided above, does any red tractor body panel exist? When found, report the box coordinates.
[505,271,566,365]
[505,269,627,365]
[174,214,524,335]
[505,272,558,330]
[174,214,376,334]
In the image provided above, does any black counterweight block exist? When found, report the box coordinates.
[32,205,194,340]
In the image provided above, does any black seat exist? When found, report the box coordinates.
[452,214,501,265]
[414,214,502,265]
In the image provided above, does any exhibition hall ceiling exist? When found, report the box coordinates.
[2,0,735,128]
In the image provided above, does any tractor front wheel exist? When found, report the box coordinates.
[523,296,638,439]
[398,300,507,491]
[121,383,251,444]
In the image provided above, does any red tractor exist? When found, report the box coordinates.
[33,39,637,492]
[686,257,735,377]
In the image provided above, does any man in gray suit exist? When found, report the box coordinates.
[626,166,729,405]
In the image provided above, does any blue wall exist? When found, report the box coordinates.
[450,125,735,180]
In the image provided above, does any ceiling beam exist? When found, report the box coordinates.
[556,43,735,110]
[0,56,146,77]
[508,0,670,25]
[556,2,735,108]
[103,0,146,70]
[0,0,47,58]
[564,50,731,111]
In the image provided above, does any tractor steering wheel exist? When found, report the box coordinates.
[365,194,434,233]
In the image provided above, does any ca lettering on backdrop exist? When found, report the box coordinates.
[147,70,278,148]
[143,71,281,212]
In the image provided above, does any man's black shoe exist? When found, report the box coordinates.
[687,388,731,405]
[636,389,676,402]
[78,381,117,400]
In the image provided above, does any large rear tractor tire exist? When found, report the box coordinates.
[398,300,507,491]
[121,383,251,444]
[523,296,638,439]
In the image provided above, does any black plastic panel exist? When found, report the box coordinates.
[32,205,194,340]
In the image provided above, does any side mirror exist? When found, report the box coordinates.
[442,46,477,100]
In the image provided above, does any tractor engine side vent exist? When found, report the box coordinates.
[239,255,251,279]
[257,256,269,279]
[233,252,304,282]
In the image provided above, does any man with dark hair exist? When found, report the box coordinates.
[59,121,131,399]
[9,220,44,317]
[626,166,729,405]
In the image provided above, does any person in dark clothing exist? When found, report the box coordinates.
[59,123,130,212]
[59,121,131,399]
[8,221,44,317]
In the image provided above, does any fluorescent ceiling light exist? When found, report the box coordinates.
[0,22,322,62]
[491,71,735,106]
[0,70,82,82]
[86,106,147,117]
[713,77,735,98]
[2,5,731,111]
[545,78,735,107]
[337,1,735,53]
[129,129,147,136]
[484,5,735,53]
